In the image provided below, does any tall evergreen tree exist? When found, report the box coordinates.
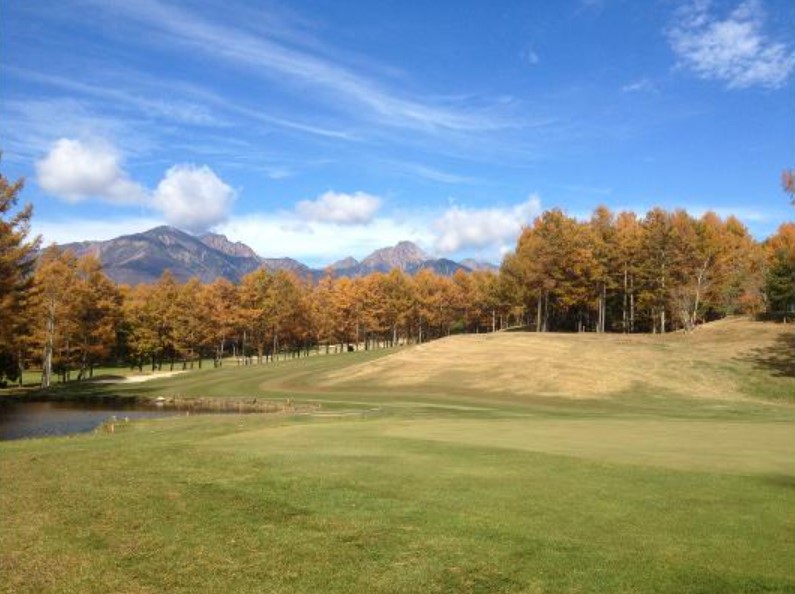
[764,223,795,314]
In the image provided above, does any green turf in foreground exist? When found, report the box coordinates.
[1,410,793,594]
[1,326,794,593]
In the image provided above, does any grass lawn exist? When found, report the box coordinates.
[1,318,794,593]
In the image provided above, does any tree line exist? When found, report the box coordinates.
[1,169,793,387]
[501,206,793,334]
[16,250,509,387]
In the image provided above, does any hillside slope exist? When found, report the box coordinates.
[322,317,793,401]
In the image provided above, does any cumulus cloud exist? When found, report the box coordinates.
[434,195,541,254]
[296,191,381,225]
[153,164,236,233]
[36,138,148,204]
[667,0,795,89]
[216,212,432,267]
[36,137,236,233]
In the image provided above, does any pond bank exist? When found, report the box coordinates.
[0,394,318,441]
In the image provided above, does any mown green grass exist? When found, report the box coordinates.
[2,325,794,593]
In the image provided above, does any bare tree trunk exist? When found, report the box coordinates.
[17,346,24,387]
[596,289,602,334]
[622,267,628,333]
[543,290,549,332]
[40,302,55,389]
[601,284,607,333]
[692,259,709,329]
[536,294,542,333]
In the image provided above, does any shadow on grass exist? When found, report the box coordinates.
[759,473,795,491]
[736,331,795,378]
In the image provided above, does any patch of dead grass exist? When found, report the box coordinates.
[321,317,792,401]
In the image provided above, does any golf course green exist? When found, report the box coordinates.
[1,318,793,593]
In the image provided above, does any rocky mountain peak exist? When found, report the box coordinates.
[330,256,360,270]
[460,258,499,272]
[361,241,430,271]
[200,232,259,259]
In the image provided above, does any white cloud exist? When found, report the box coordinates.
[97,0,516,134]
[153,164,236,233]
[621,78,659,93]
[667,0,795,89]
[36,138,236,234]
[388,161,477,184]
[35,138,148,204]
[33,216,166,247]
[296,191,381,225]
[434,195,541,253]
[216,213,433,267]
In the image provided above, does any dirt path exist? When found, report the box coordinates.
[94,370,187,384]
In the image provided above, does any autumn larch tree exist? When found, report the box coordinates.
[202,277,239,366]
[34,247,79,388]
[238,268,272,364]
[0,167,40,385]
[72,254,122,379]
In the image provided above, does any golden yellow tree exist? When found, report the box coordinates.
[0,168,39,384]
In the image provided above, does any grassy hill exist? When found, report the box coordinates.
[1,318,793,593]
[321,316,793,402]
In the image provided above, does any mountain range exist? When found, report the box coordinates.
[58,226,497,285]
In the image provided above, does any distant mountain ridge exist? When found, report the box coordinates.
[58,226,494,285]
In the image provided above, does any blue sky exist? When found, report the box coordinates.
[2,0,794,266]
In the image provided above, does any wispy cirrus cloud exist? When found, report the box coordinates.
[667,0,795,89]
[9,66,358,143]
[388,161,478,185]
[93,0,518,135]
[621,78,659,94]
[1,98,153,162]
[11,68,225,127]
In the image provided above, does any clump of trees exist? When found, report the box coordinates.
[500,207,779,333]
[18,252,509,386]
[1,165,793,388]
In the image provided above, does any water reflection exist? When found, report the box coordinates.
[0,401,175,441]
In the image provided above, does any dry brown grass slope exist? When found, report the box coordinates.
[323,317,793,401]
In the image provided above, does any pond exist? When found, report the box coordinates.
[0,401,176,441]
